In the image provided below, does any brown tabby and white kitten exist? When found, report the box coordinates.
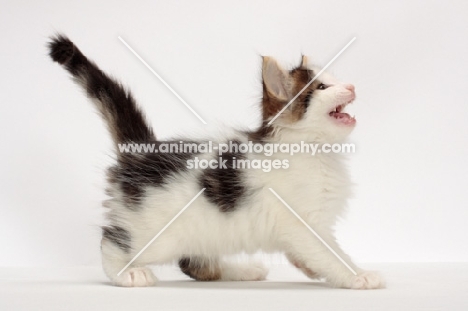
[48,34,384,289]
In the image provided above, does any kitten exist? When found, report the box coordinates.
[48,34,384,289]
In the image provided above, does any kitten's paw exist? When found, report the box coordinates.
[221,261,269,281]
[114,267,157,287]
[351,271,385,290]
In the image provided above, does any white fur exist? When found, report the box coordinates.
[101,67,385,289]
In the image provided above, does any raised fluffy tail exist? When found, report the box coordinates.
[48,34,155,145]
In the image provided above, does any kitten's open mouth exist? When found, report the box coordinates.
[329,99,356,126]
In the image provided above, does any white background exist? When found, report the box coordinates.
[1,0,467,267]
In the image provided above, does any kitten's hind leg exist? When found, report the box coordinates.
[179,256,221,281]
[179,256,268,281]
[101,237,156,287]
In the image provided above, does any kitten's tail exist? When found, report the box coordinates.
[48,34,155,146]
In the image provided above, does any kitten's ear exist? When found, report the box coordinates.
[300,55,308,68]
[262,56,291,100]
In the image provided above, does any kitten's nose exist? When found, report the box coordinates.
[345,84,355,92]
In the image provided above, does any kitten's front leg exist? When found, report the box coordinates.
[283,229,385,289]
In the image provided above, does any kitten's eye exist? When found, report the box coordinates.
[317,83,328,90]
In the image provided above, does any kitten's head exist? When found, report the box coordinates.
[261,56,356,142]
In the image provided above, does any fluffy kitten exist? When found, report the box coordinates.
[48,34,384,289]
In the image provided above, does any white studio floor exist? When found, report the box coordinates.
[1,263,467,311]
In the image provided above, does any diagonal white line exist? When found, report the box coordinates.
[118,36,207,125]
[268,188,357,275]
[268,37,356,125]
[117,188,206,276]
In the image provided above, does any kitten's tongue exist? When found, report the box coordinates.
[330,111,356,125]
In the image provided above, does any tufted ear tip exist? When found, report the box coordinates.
[300,55,308,68]
[261,56,275,68]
